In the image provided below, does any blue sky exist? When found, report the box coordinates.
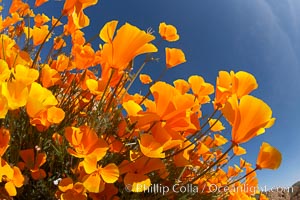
[3,0,300,189]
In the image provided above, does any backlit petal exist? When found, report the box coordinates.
[165,47,186,68]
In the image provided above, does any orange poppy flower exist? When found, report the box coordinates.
[139,134,165,158]
[46,106,65,124]
[19,149,47,180]
[165,47,186,68]
[259,193,269,200]
[1,81,29,110]
[41,64,61,88]
[23,26,33,39]
[196,142,210,155]
[0,94,8,119]
[124,173,151,192]
[256,142,282,170]
[53,37,66,50]
[25,81,64,129]
[222,95,275,144]
[0,60,10,83]
[159,22,180,42]
[139,74,152,84]
[228,190,253,200]
[71,9,90,29]
[9,0,26,14]
[0,128,10,156]
[86,79,106,95]
[213,134,228,146]
[150,81,198,133]
[82,156,119,193]
[62,0,98,29]
[214,71,258,107]
[123,81,198,143]
[12,64,39,86]
[65,126,108,161]
[244,166,258,196]
[63,0,98,15]
[2,12,23,29]
[72,43,95,69]
[188,75,214,104]
[29,106,64,131]
[240,158,252,169]
[26,82,58,118]
[119,157,164,192]
[231,71,258,98]
[227,165,242,177]
[32,25,51,46]
[233,145,247,156]
[55,177,87,200]
[0,34,16,65]
[35,0,48,7]
[174,141,195,167]
[52,16,62,27]
[173,79,190,94]
[99,21,157,72]
[34,13,50,27]
[51,54,73,72]
[99,20,118,43]
[0,159,24,196]
[209,119,225,132]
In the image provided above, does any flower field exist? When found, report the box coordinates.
[0,0,281,199]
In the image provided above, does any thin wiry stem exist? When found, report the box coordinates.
[31,14,63,69]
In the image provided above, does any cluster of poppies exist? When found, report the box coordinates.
[0,0,281,199]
